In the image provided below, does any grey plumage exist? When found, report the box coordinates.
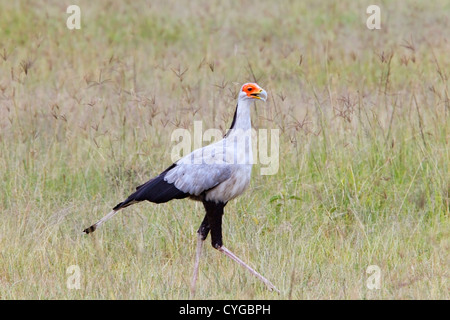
[164,136,251,202]
[164,162,232,197]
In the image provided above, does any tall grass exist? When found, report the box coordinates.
[0,0,448,299]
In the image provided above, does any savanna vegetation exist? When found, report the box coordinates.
[0,0,448,299]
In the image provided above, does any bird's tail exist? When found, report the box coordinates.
[83,209,120,234]
[83,164,188,234]
[83,198,138,234]
[83,195,140,234]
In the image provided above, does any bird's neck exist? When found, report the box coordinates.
[224,99,253,165]
[226,99,252,135]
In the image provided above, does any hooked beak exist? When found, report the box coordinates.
[250,89,267,102]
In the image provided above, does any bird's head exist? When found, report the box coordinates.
[238,83,267,102]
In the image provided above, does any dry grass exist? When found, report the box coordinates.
[0,0,448,299]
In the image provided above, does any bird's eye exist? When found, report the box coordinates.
[247,87,253,91]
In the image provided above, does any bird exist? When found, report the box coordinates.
[83,82,279,295]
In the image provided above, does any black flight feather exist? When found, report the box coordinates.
[112,164,188,210]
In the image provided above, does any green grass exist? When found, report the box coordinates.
[0,0,448,299]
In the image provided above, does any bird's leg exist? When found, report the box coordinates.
[190,233,204,298]
[217,246,280,293]
[203,200,280,293]
[190,215,210,298]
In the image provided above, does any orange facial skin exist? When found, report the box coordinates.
[242,83,263,99]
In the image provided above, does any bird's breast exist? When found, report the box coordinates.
[205,164,252,203]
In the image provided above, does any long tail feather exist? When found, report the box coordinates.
[83,164,188,234]
[83,209,119,234]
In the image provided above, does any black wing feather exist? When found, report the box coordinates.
[113,164,188,210]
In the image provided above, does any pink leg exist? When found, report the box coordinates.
[218,246,280,293]
[190,233,204,298]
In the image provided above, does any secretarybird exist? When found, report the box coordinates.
[83,83,279,295]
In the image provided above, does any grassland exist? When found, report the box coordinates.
[0,0,448,299]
